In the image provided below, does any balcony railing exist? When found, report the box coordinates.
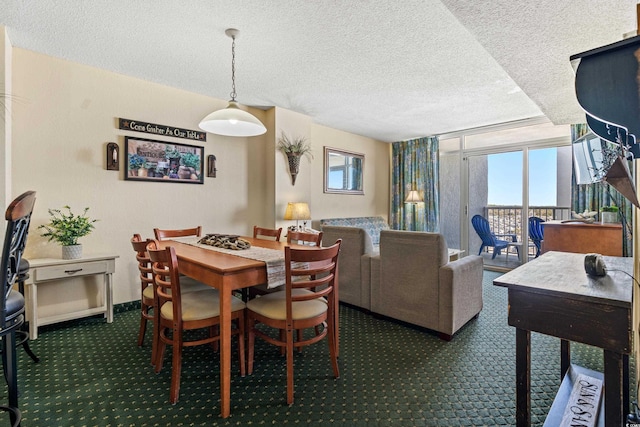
[483,206,571,257]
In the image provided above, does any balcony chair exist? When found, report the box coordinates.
[528,216,545,258]
[153,226,202,241]
[0,190,37,427]
[246,240,341,405]
[253,226,282,242]
[147,242,245,404]
[471,214,517,259]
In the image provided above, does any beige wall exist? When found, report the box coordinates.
[271,107,390,232]
[8,47,389,312]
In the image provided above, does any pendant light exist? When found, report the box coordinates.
[199,28,266,137]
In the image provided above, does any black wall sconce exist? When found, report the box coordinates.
[207,154,217,178]
[106,142,119,171]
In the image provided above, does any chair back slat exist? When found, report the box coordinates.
[154,227,201,240]
[285,241,341,305]
[254,226,282,241]
[471,214,496,246]
[287,231,323,246]
[148,244,182,319]
[528,216,545,257]
[131,234,154,291]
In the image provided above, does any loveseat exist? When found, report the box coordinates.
[320,216,390,310]
[370,230,483,340]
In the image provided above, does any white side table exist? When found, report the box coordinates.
[448,248,465,261]
[24,254,118,339]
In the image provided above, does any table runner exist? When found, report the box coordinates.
[180,237,288,289]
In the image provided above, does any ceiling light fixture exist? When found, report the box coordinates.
[198,28,266,137]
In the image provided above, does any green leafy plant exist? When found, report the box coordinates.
[277,132,313,159]
[38,206,98,246]
[128,154,145,170]
[601,205,619,212]
[180,152,200,169]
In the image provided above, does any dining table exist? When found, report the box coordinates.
[157,235,339,418]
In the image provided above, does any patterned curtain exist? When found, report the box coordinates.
[390,136,439,231]
[571,124,633,256]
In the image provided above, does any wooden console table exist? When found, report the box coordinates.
[541,221,623,256]
[493,251,632,426]
[24,254,118,339]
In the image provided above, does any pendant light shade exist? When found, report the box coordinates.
[199,101,266,137]
[199,28,266,137]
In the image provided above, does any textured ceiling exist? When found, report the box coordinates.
[0,1,637,142]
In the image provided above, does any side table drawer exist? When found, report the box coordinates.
[33,260,109,281]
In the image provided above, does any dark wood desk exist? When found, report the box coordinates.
[493,251,632,426]
[541,221,623,256]
[158,237,339,418]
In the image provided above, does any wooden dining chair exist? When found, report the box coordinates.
[153,226,202,241]
[148,243,246,404]
[131,235,156,360]
[253,226,282,242]
[287,230,323,246]
[246,240,342,405]
[131,235,215,366]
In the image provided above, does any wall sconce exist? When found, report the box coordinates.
[106,143,119,171]
[207,155,217,178]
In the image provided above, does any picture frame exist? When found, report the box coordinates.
[323,147,364,195]
[124,136,204,184]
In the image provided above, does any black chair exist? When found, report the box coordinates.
[0,191,36,427]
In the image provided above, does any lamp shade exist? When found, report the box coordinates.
[199,101,267,137]
[404,190,423,204]
[284,202,311,220]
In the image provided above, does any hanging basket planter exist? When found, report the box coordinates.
[287,154,301,185]
[277,132,313,186]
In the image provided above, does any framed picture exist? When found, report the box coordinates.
[124,136,204,184]
[323,147,364,195]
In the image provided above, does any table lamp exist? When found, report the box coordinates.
[284,202,311,231]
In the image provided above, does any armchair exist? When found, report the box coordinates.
[370,230,483,340]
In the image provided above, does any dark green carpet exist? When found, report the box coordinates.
[3,271,631,426]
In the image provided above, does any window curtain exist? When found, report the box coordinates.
[390,136,439,231]
[571,124,633,256]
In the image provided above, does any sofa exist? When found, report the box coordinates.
[320,216,390,310]
[370,230,483,340]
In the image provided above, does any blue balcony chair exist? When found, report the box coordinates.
[528,216,545,258]
[471,214,517,259]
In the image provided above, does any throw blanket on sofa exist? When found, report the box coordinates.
[320,216,390,245]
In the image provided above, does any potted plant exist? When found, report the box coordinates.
[277,132,313,185]
[600,205,619,224]
[38,206,98,259]
[128,154,145,176]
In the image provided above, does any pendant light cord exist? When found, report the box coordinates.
[230,35,237,102]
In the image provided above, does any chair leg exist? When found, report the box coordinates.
[246,316,255,375]
[151,317,159,367]
[285,326,295,405]
[2,331,19,410]
[169,329,183,404]
[137,304,149,347]
[20,338,39,363]
[327,305,340,379]
[236,315,245,377]
[154,331,167,373]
